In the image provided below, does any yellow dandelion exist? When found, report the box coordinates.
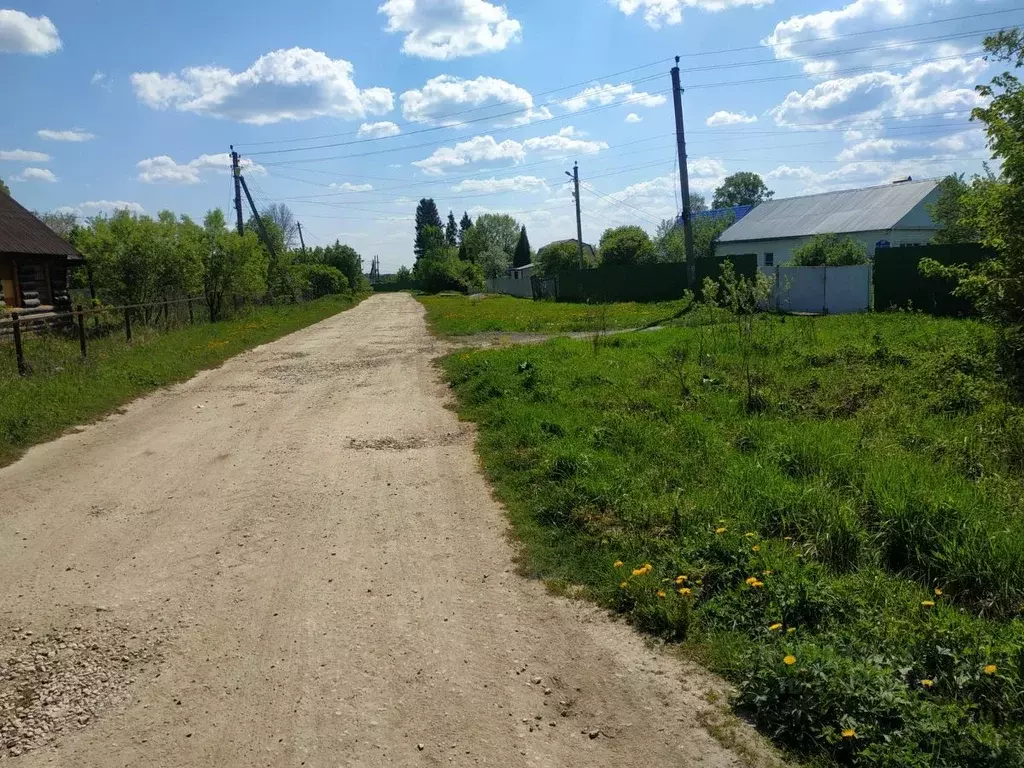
[763,570,773,576]
[745,576,759,586]
[696,579,703,585]
[614,560,624,568]
[657,590,667,599]
[783,655,797,666]
[715,527,727,535]
[769,623,783,632]
[921,600,935,608]
[920,679,934,688]
[786,627,797,634]
[841,728,856,739]
[751,580,765,588]
[934,587,943,596]
[984,664,998,676]
[678,587,692,596]
[745,532,757,539]
[675,575,688,584]
[752,545,761,553]
[620,581,628,589]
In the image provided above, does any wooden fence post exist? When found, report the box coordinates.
[188,298,194,324]
[77,304,87,358]
[124,306,133,343]
[12,312,26,376]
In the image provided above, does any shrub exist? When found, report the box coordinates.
[791,234,869,267]
[419,255,484,294]
[599,226,657,266]
[291,263,348,299]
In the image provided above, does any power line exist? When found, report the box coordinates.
[233,7,1020,153]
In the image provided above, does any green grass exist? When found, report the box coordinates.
[418,293,693,336]
[441,311,1024,767]
[0,294,364,467]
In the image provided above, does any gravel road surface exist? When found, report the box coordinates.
[0,293,770,767]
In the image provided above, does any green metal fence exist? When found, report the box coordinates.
[551,255,757,303]
[873,244,992,316]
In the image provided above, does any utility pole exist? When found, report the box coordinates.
[297,221,307,257]
[230,145,244,236]
[671,57,696,288]
[565,161,584,269]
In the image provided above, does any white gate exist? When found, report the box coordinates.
[485,276,534,298]
[768,264,871,314]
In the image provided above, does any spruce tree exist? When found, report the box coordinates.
[512,225,532,268]
[445,211,458,247]
[414,199,443,263]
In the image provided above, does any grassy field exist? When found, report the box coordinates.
[418,293,693,336]
[0,294,363,467]
[442,311,1024,766]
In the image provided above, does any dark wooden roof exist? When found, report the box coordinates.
[0,192,82,261]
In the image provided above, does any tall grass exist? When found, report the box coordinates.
[0,294,363,466]
[442,312,1024,766]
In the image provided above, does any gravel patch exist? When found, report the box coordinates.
[0,622,163,759]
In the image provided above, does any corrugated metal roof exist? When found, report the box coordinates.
[0,192,82,260]
[717,180,939,243]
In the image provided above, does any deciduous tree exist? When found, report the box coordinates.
[599,226,657,266]
[712,172,774,208]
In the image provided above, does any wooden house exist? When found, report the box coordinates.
[0,192,82,312]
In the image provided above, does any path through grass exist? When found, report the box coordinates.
[419,294,692,336]
[0,294,363,466]
[442,312,1024,766]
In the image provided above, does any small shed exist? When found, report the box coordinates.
[715,179,941,267]
[0,192,82,311]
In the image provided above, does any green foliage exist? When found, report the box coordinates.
[473,213,521,260]
[655,213,737,262]
[479,248,512,280]
[0,177,9,196]
[414,198,443,263]
[291,263,349,299]
[419,252,483,294]
[713,172,774,208]
[298,240,368,293]
[689,192,709,213]
[536,240,595,276]
[930,173,985,245]
[792,234,869,267]
[446,211,458,247]
[599,225,657,266]
[459,211,473,243]
[917,28,1024,391]
[36,210,78,240]
[201,209,268,319]
[0,295,362,467]
[418,294,693,335]
[441,310,1024,766]
[513,226,532,269]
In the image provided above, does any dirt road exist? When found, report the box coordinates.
[0,293,766,767]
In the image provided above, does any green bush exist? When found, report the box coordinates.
[599,226,657,266]
[419,255,484,294]
[791,234,869,267]
[291,263,349,299]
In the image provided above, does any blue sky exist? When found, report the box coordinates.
[1,0,1020,271]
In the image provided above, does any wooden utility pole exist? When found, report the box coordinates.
[231,146,244,236]
[297,221,307,257]
[671,57,696,287]
[566,162,584,269]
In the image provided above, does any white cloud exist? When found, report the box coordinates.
[769,57,988,127]
[358,121,402,138]
[763,0,997,76]
[131,48,394,125]
[562,83,666,113]
[55,200,146,217]
[401,75,550,127]
[137,153,265,184]
[413,134,526,174]
[625,113,643,123]
[379,0,522,59]
[37,129,96,142]
[13,167,57,183]
[91,71,106,85]
[522,126,609,156]
[451,175,549,193]
[837,128,988,162]
[765,165,817,181]
[413,128,608,174]
[613,0,772,29]
[706,110,757,126]
[0,9,61,54]
[329,182,375,192]
[0,149,51,162]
